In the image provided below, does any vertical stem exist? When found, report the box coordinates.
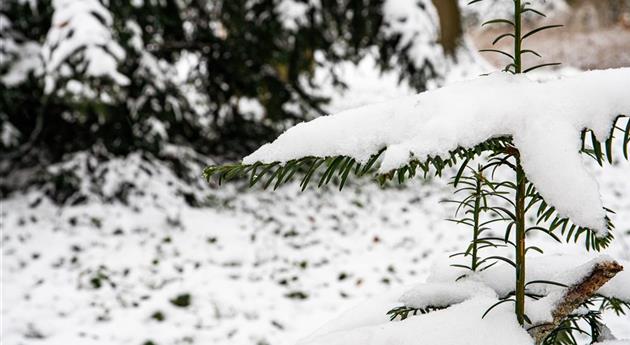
[513,0,526,326]
[515,158,526,326]
[472,171,482,271]
[514,0,522,74]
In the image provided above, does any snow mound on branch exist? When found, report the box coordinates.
[299,296,533,345]
[399,281,495,309]
[244,68,630,231]
[299,255,628,345]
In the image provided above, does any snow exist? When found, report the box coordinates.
[523,255,628,324]
[379,0,491,87]
[0,14,44,86]
[277,0,449,76]
[1,164,468,345]
[429,253,630,326]
[125,19,179,93]
[525,292,559,324]
[1,135,629,345]
[42,0,129,93]
[2,30,630,345]
[595,341,630,345]
[382,0,441,70]
[310,51,416,112]
[298,253,630,344]
[430,254,630,303]
[304,288,405,338]
[244,68,630,231]
[300,296,534,345]
[0,41,43,86]
[1,121,21,147]
[278,0,311,31]
[239,98,266,121]
[5,175,629,345]
[399,281,495,309]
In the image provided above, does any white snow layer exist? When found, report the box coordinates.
[300,254,630,345]
[398,281,495,309]
[244,68,630,231]
[300,296,533,345]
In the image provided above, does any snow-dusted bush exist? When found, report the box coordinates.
[42,0,129,95]
[1,0,473,203]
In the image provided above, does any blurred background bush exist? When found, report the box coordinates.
[2,0,628,203]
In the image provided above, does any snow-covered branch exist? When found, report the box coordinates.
[206,69,630,233]
[529,260,624,344]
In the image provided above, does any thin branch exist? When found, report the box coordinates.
[528,261,624,345]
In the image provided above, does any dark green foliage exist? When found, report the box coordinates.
[539,310,601,345]
[284,291,309,300]
[204,115,630,191]
[151,311,166,322]
[472,0,563,74]
[1,0,449,201]
[538,294,630,345]
[386,305,446,321]
[445,164,511,273]
[169,293,191,308]
[203,137,512,190]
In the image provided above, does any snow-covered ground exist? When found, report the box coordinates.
[2,57,630,345]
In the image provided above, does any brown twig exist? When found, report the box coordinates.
[528,260,624,344]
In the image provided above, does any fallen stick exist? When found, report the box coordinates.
[529,260,624,345]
